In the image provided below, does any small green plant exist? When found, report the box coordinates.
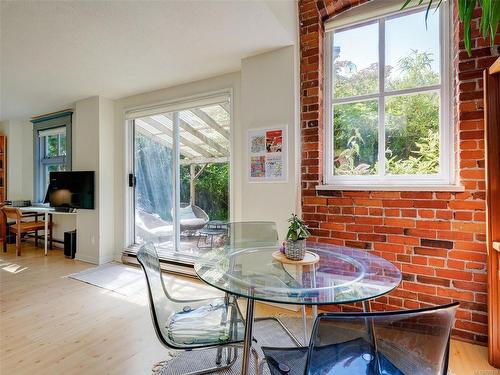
[286,214,311,242]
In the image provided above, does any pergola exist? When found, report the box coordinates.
[134,103,230,205]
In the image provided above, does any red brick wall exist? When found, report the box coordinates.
[299,0,500,344]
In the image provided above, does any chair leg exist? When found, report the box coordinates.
[16,232,21,256]
[35,230,39,247]
[215,347,223,365]
[258,358,267,375]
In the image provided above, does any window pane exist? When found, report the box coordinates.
[385,92,440,175]
[333,100,378,175]
[45,135,59,157]
[179,105,230,256]
[333,22,378,99]
[385,9,440,91]
[134,129,174,248]
[59,134,67,156]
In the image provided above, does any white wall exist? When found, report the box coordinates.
[240,46,300,237]
[73,97,100,263]
[98,97,116,264]
[73,96,115,264]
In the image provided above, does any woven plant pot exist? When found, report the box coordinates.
[285,239,306,261]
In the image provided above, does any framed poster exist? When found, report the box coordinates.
[248,126,287,182]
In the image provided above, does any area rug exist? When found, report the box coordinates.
[65,262,146,296]
[153,316,457,375]
[154,316,308,375]
[65,262,223,299]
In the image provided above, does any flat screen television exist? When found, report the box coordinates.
[45,171,95,210]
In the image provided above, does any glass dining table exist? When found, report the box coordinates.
[194,241,402,375]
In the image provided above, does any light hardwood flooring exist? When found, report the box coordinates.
[1,242,498,375]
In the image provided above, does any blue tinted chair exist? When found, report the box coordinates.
[261,302,459,375]
[137,243,245,373]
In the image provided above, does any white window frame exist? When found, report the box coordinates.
[323,2,454,190]
[123,90,234,255]
[32,113,72,202]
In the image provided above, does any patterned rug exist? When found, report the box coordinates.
[153,316,457,375]
[154,316,308,375]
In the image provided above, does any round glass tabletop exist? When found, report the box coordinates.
[194,242,402,305]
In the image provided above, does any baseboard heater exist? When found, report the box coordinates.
[121,252,197,278]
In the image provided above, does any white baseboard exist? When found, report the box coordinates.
[74,253,99,264]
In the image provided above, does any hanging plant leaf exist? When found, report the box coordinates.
[489,0,500,42]
[463,1,475,54]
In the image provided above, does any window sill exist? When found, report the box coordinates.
[315,184,465,192]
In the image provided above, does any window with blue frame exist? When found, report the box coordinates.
[32,111,72,202]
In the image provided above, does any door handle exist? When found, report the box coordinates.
[128,173,136,188]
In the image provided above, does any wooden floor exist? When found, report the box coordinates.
[1,243,498,375]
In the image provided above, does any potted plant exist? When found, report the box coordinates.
[284,214,311,261]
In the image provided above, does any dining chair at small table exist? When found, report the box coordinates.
[223,221,279,249]
[261,302,459,375]
[137,243,247,374]
[2,206,53,256]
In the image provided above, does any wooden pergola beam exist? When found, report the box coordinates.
[161,114,229,156]
[138,117,212,158]
[135,124,178,151]
[179,156,229,165]
[137,122,202,160]
[190,108,230,140]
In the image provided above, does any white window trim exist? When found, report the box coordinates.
[323,2,456,190]
[123,89,234,252]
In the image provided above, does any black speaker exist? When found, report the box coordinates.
[64,230,77,259]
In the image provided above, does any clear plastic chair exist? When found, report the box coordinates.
[223,221,279,249]
[261,302,459,375]
[137,243,245,373]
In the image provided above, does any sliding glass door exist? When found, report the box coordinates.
[131,96,231,263]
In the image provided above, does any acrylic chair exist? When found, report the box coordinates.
[261,302,459,375]
[222,221,305,348]
[137,243,246,374]
[223,221,279,249]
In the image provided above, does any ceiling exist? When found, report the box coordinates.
[0,0,297,121]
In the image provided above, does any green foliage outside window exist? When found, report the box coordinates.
[333,50,440,176]
[180,163,229,220]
